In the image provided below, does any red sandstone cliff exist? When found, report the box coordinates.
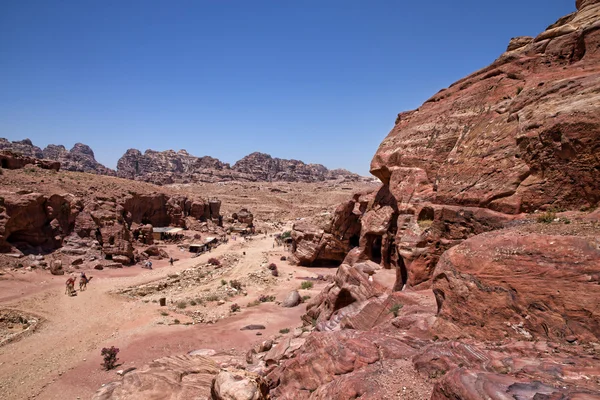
[274,3,600,399]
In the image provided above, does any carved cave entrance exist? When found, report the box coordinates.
[365,234,383,264]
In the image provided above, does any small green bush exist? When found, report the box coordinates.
[189,300,197,306]
[221,279,227,286]
[177,301,187,309]
[302,295,311,302]
[230,280,242,290]
[279,328,290,334]
[258,294,276,303]
[230,303,240,312]
[300,281,313,290]
[101,346,119,370]
[205,295,220,302]
[537,211,556,223]
[208,258,221,266]
[389,304,403,317]
[173,319,180,324]
[160,311,169,316]
[247,300,260,307]
[516,86,524,95]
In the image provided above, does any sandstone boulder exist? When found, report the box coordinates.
[211,369,269,400]
[92,354,219,400]
[432,229,600,343]
[281,291,301,308]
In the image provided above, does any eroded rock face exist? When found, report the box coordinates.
[432,229,600,343]
[0,190,221,262]
[370,6,600,214]
[211,369,269,400]
[232,152,361,183]
[268,4,600,400]
[117,149,365,184]
[92,354,220,400]
[0,138,114,175]
[291,1,600,290]
[290,191,371,267]
[0,151,60,172]
[42,143,115,175]
[0,138,43,158]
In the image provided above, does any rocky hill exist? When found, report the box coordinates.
[0,138,115,175]
[0,138,365,184]
[117,149,364,184]
[272,1,600,398]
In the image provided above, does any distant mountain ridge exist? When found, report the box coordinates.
[117,148,365,184]
[0,138,115,176]
[0,138,367,184]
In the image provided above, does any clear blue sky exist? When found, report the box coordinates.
[0,0,575,175]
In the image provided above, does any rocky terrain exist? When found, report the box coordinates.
[0,138,115,175]
[117,149,366,184]
[1,137,367,184]
[270,1,600,399]
[1,1,599,400]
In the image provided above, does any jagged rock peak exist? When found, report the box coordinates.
[116,148,364,184]
[370,0,600,214]
[0,137,115,176]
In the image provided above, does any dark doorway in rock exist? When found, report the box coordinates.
[394,257,409,291]
[349,235,359,248]
[312,259,342,268]
[334,288,356,311]
[418,206,435,224]
[371,235,382,264]
[1,159,8,168]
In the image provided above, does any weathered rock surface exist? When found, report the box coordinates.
[0,151,60,172]
[92,354,220,400]
[270,4,600,400]
[232,152,361,183]
[432,228,600,343]
[211,369,269,400]
[117,149,365,184]
[370,5,600,215]
[0,189,221,262]
[281,291,301,308]
[290,191,370,267]
[0,138,114,175]
[42,143,115,175]
[0,138,43,158]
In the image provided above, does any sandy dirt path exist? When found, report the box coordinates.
[0,234,330,400]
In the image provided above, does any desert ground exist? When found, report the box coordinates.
[0,168,379,400]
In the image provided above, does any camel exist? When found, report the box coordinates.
[65,277,76,296]
[79,276,93,291]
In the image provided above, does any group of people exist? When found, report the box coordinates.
[143,257,174,269]
[65,272,90,296]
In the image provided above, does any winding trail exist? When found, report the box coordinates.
[0,234,327,400]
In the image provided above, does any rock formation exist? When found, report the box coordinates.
[290,0,600,291]
[92,354,220,400]
[0,189,221,264]
[432,227,600,343]
[0,138,43,158]
[232,152,361,182]
[117,149,364,184]
[42,143,115,175]
[272,2,600,399]
[1,138,365,184]
[0,151,60,172]
[0,138,115,175]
